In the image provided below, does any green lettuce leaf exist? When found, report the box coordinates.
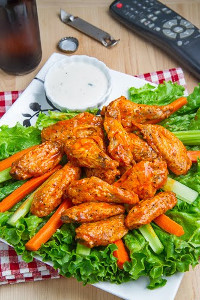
[160,113,195,132]
[189,108,200,130]
[178,84,200,115]
[0,123,41,160]
[129,81,184,105]
[170,159,200,193]
[0,179,26,201]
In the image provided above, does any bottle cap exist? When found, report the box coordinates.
[57,37,79,53]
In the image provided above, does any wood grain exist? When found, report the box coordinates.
[0,1,200,300]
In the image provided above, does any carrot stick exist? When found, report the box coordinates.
[154,214,185,237]
[0,145,38,172]
[187,151,200,162]
[0,165,62,213]
[25,198,72,251]
[170,97,188,113]
[147,97,188,124]
[113,239,130,269]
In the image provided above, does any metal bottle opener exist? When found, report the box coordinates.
[60,9,120,48]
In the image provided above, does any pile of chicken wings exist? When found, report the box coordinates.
[10,96,191,248]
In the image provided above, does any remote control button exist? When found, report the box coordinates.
[162,7,167,12]
[155,10,161,15]
[163,29,177,39]
[163,19,178,29]
[144,20,151,25]
[177,16,181,20]
[140,18,147,23]
[152,16,158,21]
[148,14,154,18]
[148,23,155,28]
[180,19,194,29]
[116,3,123,8]
[180,29,194,39]
[166,9,172,14]
[177,41,183,46]
[173,26,184,33]
[155,27,161,31]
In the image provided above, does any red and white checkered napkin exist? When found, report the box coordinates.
[0,67,186,285]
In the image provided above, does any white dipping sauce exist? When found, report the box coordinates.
[46,61,109,111]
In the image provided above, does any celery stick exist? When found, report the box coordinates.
[7,177,50,226]
[172,130,200,145]
[76,243,91,256]
[163,177,198,204]
[7,193,35,226]
[139,224,164,254]
[0,167,12,183]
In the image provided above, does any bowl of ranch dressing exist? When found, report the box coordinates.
[44,55,112,111]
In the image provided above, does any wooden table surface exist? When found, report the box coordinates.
[0,0,200,299]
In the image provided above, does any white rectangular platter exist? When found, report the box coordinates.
[0,53,184,300]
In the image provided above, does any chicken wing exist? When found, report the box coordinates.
[125,191,177,229]
[30,162,81,217]
[85,167,120,184]
[61,202,125,223]
[102,96,187,132]
[67,176,139,205]
[10,141,63,180]
[135,123,192,175]
[76,214,128,248]
[114,159,168,199]
[41,112,104,145]
[129,132,158,162]
[64,138,118,170]
[104,116,134,167]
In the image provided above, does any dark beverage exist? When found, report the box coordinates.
[0,0,42,75]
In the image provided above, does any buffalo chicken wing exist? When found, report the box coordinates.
[104,116,134,167]
[41,112,104,144]
[76,214,128,248]
[102,96,187,132]
[30,162,81,217]
[10,141,63,180]
[135,123,192,175]
[64,138,118,169]
[114,159,168,199]
[125,191,177,229]
[67,176,139,205]
[61,202,125,223]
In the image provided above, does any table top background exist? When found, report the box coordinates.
[0,0,200,299]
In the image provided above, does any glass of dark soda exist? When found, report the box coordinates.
[0,0,42,75]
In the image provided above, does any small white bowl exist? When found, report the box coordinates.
[44,55,112,111]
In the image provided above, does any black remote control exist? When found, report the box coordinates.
[109,0,200,79]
